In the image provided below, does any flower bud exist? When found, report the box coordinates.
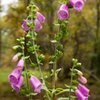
[12,54,19,62]
[75,69,83,76]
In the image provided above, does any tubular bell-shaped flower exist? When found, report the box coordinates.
[22,14,45,32]
[58,4,69,20]
[36,12,45,23]
[11,76,24,93]
[69,0,84,11]
[8,68,21,84]
[78,76,87,84]
[34,19,43,32]
[17,59,24,69]
[30,76,43,93]
[21,19,30,32]
[78,84,89,96]
[75,89,88,100]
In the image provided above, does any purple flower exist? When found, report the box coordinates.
[11,76,24,93]
[21,19,30,32]
[78,76,87,84]
[36,12,45,23]
[34,19,42,32]
[12,54,19,62]
[75,89,88,100]
[69,0,84,11]
[58,4,69,20]
[8,68,21,84]
[78,84,89,96]
[17,59,24,69]
[30,76,43,93]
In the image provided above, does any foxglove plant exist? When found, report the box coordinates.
[8,0,89,100]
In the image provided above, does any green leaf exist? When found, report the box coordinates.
[58,97,69,100]
[30,63,37,67]
[38,54,45,62]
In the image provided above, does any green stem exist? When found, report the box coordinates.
[22,35,30,96]
[32,32,51,100]
[69,65,75,100]
[52,21,62,99]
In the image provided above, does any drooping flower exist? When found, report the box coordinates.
[69,0,84,11]
[58,4,69,20]
[36,12,45,23]
[21,19,30,32]
[75,89,88,100]
[12,54,19,62]
[11,76,24,93]
[78,76,87,84]
[30,76,43,93]
[34,19,42,32]
[17,59,24,70]
[8,68,21,84]
[78,84,89,96]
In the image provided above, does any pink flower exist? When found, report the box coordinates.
[75,89,88,100]
[8,68,21,84]
[34,19,42,32]
[17,59,24,69]
[11,76,24,93]
[78,84,89,96]
[69,0,84,11]
[78,76,87,84]
[21,19,30,32]
[12,54,19,62]
[58,4,69,20]
[36,12,45,23]
[30,76,43,93]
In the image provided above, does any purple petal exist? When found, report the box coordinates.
[78,84,90,96]
[36,12,45,23]
[8,68,21,84]
[11,76,24,93]
[17,59,24,69]
[30,76,43,93]
[78,76,87,84]
[58,4,69,20]
[21,19,30,32]
[70,0,84,11]
[75,89,88,100]
[34,19,42,32]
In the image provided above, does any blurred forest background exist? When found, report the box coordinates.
[0,0,100,100]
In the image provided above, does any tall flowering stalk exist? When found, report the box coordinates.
[8,0,89,100]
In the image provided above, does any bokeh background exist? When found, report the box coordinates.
[0,0,100,100]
